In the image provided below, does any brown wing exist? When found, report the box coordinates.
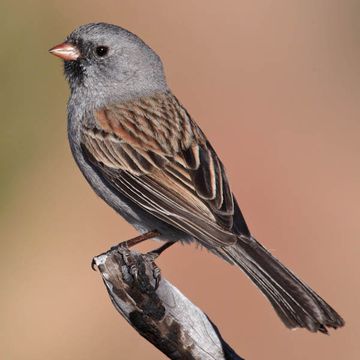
[81,92,249,247]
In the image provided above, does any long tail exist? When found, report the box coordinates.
[212,236,344,333]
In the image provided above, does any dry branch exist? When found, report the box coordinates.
[93,247,244,360]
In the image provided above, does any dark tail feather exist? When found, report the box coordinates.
[213,236,344,333]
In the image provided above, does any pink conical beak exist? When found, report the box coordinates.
[49,42,80,61]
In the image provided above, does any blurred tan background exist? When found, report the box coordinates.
[1,0,359,359]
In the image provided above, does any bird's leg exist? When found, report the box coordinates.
[121,230,160,248]
[91,230,160,270]
[147,241,175,259]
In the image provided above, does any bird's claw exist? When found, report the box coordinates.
[144,251,162,289]
[91,257,97,271]
[152,265,161,290]
[129,263,139,281]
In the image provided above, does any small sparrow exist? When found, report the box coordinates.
[50,23,344,333]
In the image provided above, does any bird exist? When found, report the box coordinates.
[49,22,344,334]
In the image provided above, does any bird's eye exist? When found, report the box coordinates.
[95,46,109,57]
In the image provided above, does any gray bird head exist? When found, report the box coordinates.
[50,23,168,107]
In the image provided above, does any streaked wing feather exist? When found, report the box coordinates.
[83,144,236,246]
[191,146,216,200]
[81,92,249,246]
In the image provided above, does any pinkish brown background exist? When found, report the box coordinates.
[1,1,359,359]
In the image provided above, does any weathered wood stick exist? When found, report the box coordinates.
[93,247,244,360]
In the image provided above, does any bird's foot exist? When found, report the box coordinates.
[92,236,174,290]
[121,247,140,282]
[143,251,162,289]
[91,230,160,271]
[92,245,163,290]
[141,241,175,289]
